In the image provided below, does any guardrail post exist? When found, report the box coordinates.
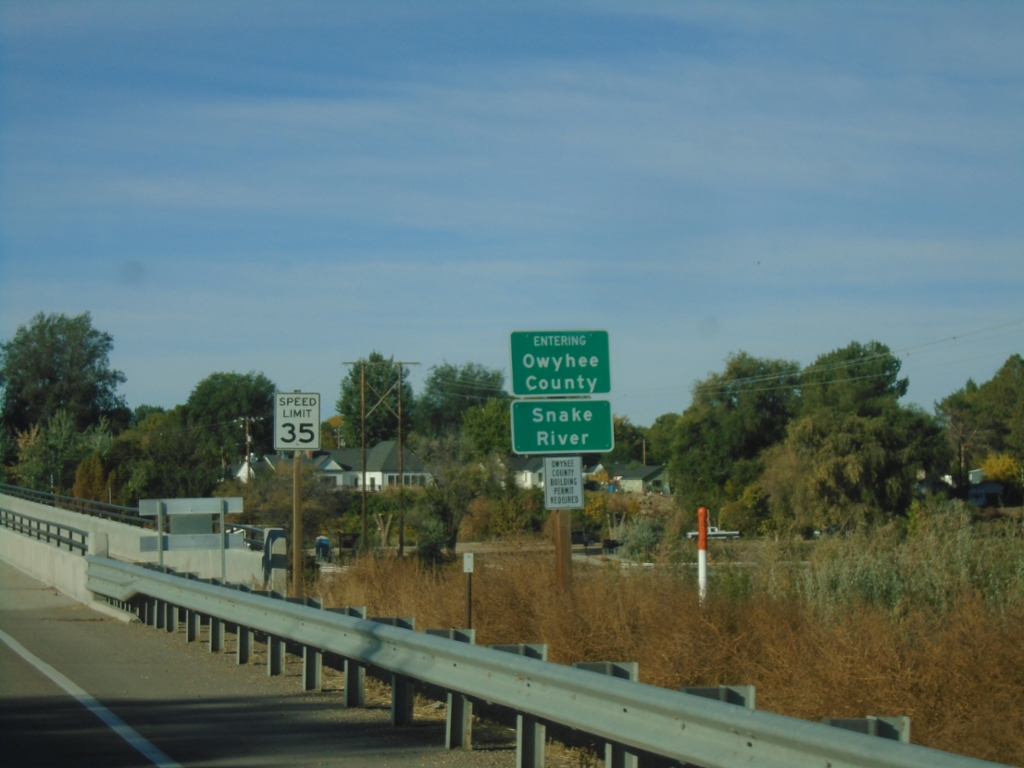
[267,634,285,676]
[290,596,324,691]
[370,616,416,726]
[236,623,252,664]
[232,584,253,664]
[822,716,910,743]
[426,628,476,749]
[209,616,225,652]
[492,644,548,768]
[165,602,178,633]
[326,606,367,707]
[155,599,166,629]
[185,609,200,642]
[682,685,756,709]
[574,662,640,768]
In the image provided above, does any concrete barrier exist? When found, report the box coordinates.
[0,523,90,603]
[0,493,266,584]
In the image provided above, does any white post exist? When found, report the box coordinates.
[157,502,165,568]
[697,505,708,604]
[220,500,227,583]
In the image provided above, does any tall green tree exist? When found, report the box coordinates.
[415,362,507,436]
[799,340,908,418]
[336,352,415,449]
[667,352,801,511]
[602,415,646,465]
[0,312,130,436]
[105,405,220,504]
[935,382,987,490]
[461,398,512,457]
[644,412,680,466]
[185,371,276,462]
[971,354,1024,459]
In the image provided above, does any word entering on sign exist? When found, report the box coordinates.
[532,405,593,447]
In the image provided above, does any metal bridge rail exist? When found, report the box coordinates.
[85,555,1005,768]
[1,507,89,553]
[0,482,148,527]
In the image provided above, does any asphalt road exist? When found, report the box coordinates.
[0,559,518,767]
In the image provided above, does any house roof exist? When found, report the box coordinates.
[265,441,427,475]
[505,456,545,472]
[613,464,666,481]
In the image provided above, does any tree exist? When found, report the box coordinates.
[602,415,645,465]
[761,405,945,532]
[980,453,1021,488]
[461,398,512,457]
[73,451,117,502]
[971,354,1024,459]
[104,406,221,504]
[799,340,908,418]
[185,371,276,462]
[644,412,680,465]
[935,383,987,490]
[336,352,415,448]
[412,433,501,550]
[0,312,130,436]
[14,409,111,493]
[415,362,507,436]
[667,352,801,511]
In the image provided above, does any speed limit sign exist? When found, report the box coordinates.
[274,392,321,451]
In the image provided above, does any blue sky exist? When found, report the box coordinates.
[1,1,1021,427]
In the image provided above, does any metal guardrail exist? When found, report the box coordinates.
[0,483,149,528]
[85,556,1005,768]
[1,507,89,553]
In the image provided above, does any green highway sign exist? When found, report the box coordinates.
[511,399,614,454]
[510,330,610,396]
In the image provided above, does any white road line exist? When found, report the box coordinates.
[0,627,182,768]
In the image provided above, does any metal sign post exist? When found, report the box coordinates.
[463,553,474,629]
[274,391,320,598]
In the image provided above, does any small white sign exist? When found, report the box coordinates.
[543,456,584,509]
[274,392,321,452]
[463,552,474,573]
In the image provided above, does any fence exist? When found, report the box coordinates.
[85,555,1005,768]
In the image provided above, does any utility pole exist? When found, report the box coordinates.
[361,365,367,551]
[245,416,252,483]
[343,358,420,556]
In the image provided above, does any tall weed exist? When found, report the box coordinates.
[313,524,1024,765]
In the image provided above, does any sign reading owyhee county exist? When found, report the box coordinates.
[510,399,614,454]
[274,392,321,452]
[544,456,584,509]
[510,330,610,396]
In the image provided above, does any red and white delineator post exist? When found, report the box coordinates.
[697,505,708,603]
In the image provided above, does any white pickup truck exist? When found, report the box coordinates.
[686,526,741,540]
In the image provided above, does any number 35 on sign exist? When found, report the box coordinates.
[274,392,321,451]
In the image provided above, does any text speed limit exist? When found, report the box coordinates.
[274,392,321,451]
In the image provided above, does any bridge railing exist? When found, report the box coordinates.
[85,555,1004,768]
[0,482,149,528]
[1,506,89,554]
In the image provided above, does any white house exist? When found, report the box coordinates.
[253,441,431,491]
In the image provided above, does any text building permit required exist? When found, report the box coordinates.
[544,456,584,509]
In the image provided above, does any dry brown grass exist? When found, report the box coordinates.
[312,549,1024,766]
